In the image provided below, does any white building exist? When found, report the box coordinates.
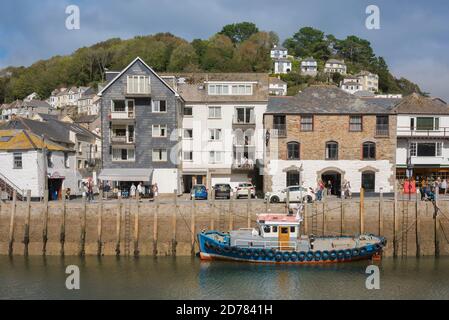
[340,76,364,94]
[269,77,287,96]
[273,58,292,74]
[48,86,90,109]
[163,73,269,193]
[324,59,347,75]
[300,57,318,76]
[24,92,40,102]
[270,45,288,59]
[357,71,379,93]
[77,90,100,115]
[393,93,449,180]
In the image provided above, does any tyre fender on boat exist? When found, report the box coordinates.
[238,248,245,257]
[253,249,261,258]
[275,252,283,262]
[322,251,330,261]
[231,247,239,254]
[298,252,306,262]
[314,251,322,261]
[290,252,298,262]
[306,251,314,261]
[259,249,267,258]
[352,248,360,257]
[344,249,352,258]
[337,250,345,259]
[223,246,232,253]
[360,247,367,256]
[245,248,253,257]
[215,246,223,254]
[267,249,276,259]
[329,251,337,260]
[283,252,291,262]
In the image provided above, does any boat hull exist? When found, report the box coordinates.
[197,232,386,265]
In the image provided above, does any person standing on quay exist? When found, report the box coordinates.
[130,183,137,199]
[153,183,159,198]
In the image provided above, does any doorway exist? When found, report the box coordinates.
[278,226,290,250]
[48,178,64,201]
[321,172,342,196]
[362,172,376,192]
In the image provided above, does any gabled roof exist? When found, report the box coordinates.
[98,57,180,98]
[267,85,396,115]
[393,93,449,115]
[0,129,68,151]
[269,77,287,85]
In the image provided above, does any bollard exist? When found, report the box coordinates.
[23,190,31,257]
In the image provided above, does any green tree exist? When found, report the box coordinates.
[168,43,199,72]
[219,22,259,43]
[201,34,234,71]
[283,27,330,60]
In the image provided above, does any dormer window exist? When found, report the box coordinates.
[127,75,150,94]
[208,83,253,96]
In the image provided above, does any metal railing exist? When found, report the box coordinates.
[397,126,449,137]
[273,125,287,137]
[235,239,298,251]
[375,124,389,137]
[233,114,255,125]
[0,172,25,200]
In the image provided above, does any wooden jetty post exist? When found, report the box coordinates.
[79,195,87,257]
[23,190,31,257]
[379,189,384,236]
[360,188,365,234]
[42,191,49,255]
[60,192,67,256]
[303,203,308,235]
[415,190,421,258]
[191,194,196,256]
[322,201,326,236]
[8,190,17,256]
[115,193,122,256]
[393,183,399,258]
[133,192,140,257]
[172,190,178,257]
[340,195,344,236]
[210,189,215,230]
[247,189,251,228]
[153,196,159,257]
[434,197,440,258]
[229,196,234,231]
[97,190,103,257]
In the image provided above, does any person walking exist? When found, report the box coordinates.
[441,179,447,195]
[130,183,137,199]
[87,178,94,202]
[137,182,143,198]
[153,183,159,198]
[327,180,332,196]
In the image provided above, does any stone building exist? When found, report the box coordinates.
[263,85,398,196]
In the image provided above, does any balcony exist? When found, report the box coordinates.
[111,134,134,144]
[231,160,255,172]
[397,126,449,138]
[233,110,255,127]
[272,125,287,138]
[110,110,135,120]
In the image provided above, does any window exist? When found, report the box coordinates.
[363,142,376,160]
[376,116,389,136]
[13,153,22,169]
[152,100,167,113]
[209,151,223,164]
[235,107,254,124]
[349,116,362,132]
[208,106,221,119]
[183,151,193,161]
[209,129,222,141]
[152,124,167,138]
[410,142,443,157]
[112,148,135,161]
[152,149,167,162]
[64,153,69,168]
[272,226,278,233]
[112,100,126,112]
[325,142,338,160]
[127,75,150,94]
[183,106,193,116]
[273,115,286,136]
[362,172,376,192]
[47,152,53,168]
[78,160,83,169]
[287,142,300,160]
[290,226,296,233]
[416,117,440,131]
[300,116,313,131]
[184,129,193,139]
[208,84,252,96]
[286,171,300,187]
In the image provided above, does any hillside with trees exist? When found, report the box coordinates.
[0,23,423,103]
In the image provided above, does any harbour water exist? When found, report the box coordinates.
[1,256,448,300]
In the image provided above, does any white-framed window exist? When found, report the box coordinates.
[112,148,135,161]
[152,124,168,138]
[127,75,150,94]
[410,142,443,157]
[209,151,223,164]
[184,129,193,139]
[208,106,221,119]
[152,100,167,113]
[13,152,22,169]
[209,129,222,141]
[208,83,253,96]
[152,149,168,162]
[183,151,193,161]
[111,99,134,114]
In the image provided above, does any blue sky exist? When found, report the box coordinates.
[0,0,448,100]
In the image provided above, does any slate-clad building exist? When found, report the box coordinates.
[98,57,184,194]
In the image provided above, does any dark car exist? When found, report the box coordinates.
[213,184,232,199]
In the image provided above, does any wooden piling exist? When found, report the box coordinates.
[97,191,103,257]
[79,195,87,257]
[23,190,31,257]
[303,203,308,235]
[360,188,365,234]
[379,190,384,236]
[8,190,17,256]
[133,192,139,257]
[115,193,122,256]
[322,201,326,236]
[247,189,251,228]
[42,191,49,255]
[434,200,440,258]
[172,190,178,257]
[393,184,399,258]
[229,196,234,231]
[415,191,421,258]
[191,196,196,256]
[340,196,344,236]
[152,197,159,257]
[60,193,66,256]
[210,189,215,230]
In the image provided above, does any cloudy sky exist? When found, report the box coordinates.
[0,0,448,100]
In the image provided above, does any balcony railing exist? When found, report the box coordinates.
[110,110,135,120]
[273,125,287,137]
[397,126,449,138]
[111,135,134,144]
[375,125,389,137]
[232,160,255,171]
[233,114,255,125]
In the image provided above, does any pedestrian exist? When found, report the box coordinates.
[130,183,137,199]
[153,183,159,198]
[88,178,94,202]
[137,182,143,198]
[82,182,88,199]
[327,180,332,196]
[441,179,447,195]
[65,188,71,200]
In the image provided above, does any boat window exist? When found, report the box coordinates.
[264,226,271,233]
[281,227,289,234]
[290,226,295,233]
[272,226,278,233]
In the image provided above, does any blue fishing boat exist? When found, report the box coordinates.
[197,206,386,264]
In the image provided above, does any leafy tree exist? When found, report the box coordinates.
[168,43,199,72]
[201,34,234,71]
[283,27,331,60]
[219,22,259,43]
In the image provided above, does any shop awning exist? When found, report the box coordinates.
[98,168,153,182]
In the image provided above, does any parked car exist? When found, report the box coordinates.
[213,184,232,199]
[264,186,316,203]
[235,182,256,199]
[191,184,208,200]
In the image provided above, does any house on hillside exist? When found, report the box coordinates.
[300,57,318,76]
[269,77,288,96]
[324,59,347,75]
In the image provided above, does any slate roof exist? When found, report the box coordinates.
[392,93,449,115]
[269,77,287,85]
[0,129,68,151]
[266,85,398,115]
[160,72,269,103]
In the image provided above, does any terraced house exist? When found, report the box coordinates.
[263,85,398,196]
[98,57,184,194]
